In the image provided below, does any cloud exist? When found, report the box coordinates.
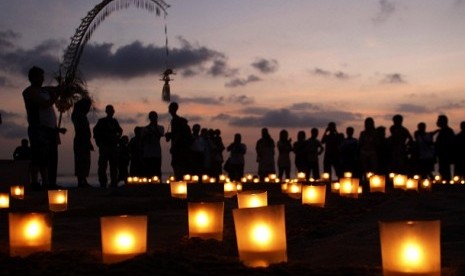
[395,104,430,114]
[0,75,14,88]
[290,102,322,111]
[178,96,223,105]
[225,75,261,88]
[225,94,255,105]
[0,110,27,139]
[0,32,238,81]
[372,0,396,24]
[310,67,353,80]
[381,73,407,84]
[251,58,279,74]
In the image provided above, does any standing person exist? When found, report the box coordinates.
[165,102,192,180]
[435,115,455,181]
[22,66,66,190]
[71,98,93,187]
[454,121,465,178]
[226,133,247,181]
[340,127,360,177]
[13,138,32,161]
[210,129,225,178]
[141,111,165,179]
[293,131,308,177]
[190,124,206,176]
[388,114,413,175]
[256,128,276,180]
[306,128,324,180]
[413,122,435,179]
[359,117,378,178]
[277,129,292,180]
[93,105,122,188]
[321,122,344,179]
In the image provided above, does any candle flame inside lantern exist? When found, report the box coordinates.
[14,188,21,195]
[195,211,209,228]
[24,220,42,240]
[252,224,272,246]
[114,232,135,253]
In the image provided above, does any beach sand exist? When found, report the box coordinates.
[1,181,465,275]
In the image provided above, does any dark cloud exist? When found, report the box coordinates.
[178,96,223,105]
[167,94,254,106]
[381,73,407,84]
[251,58,279,74]
[0,32,237,81]
[373,0,396,24]
[225,95,255,105]
[225,75,261,88]
[395,104,430,114]
[310,67,353,80]
[228,109,361,128]
[0,110,27,139]
[212,113,232,121]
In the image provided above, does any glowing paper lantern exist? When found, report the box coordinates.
[393,174,408,189]
[170,181,187,199]
[344,172,352,178]
[10,185,24,199]
[281,183,288,193]
[296,172,306,181]
[237,191,268,209]
[48,190,68,212]
[100,215,147,264]
[331,182,340,193]
[339,177,359,198]
[192,175,200,183]
[322,172,330,181]
[188,202,224,240]
[287,182,302,199]
[219,174,227,183]
[0,193,9,208]
[183,174,192,182]
[236,183,243,192]
[301,185,326,207]
[370,175,386,193]
[379,220,441,276]
[406,179,419,191]
[224,182,238,198]
[233,205,287,267]
[9,213,52,257]
[421,179,432,191]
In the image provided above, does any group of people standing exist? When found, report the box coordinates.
[21,66,465,190]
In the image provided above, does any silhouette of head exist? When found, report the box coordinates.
[74,98,92,114]
[28,66,44,87]
[392,114,403,126]
[437,115,448,128]
[192,124,201,135]
[105,105,115,118]
[120,135,129,145]
[234,133,242,143]
[311,128,319,138]
[279,129,288,141]
[327,122,336,132]
[417,122,426,132]
[365,117,375,130]
[346,127,354,138]
[148,111,158,122]
[168,102,178,116]
[261,128,269,138]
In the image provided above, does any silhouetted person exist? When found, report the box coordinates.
[375,126,390,176]
[388,114,413,174]
[93,105,122,188]
[306,128,324,180]
[435,115,455,181]
[359,117,378,177]
[454,121,465,178]
[129,126,144,176]
[277,129,292,180]
[340,127,359,177]
[190,123,207,176]
[22,66,66,190]
[118,135,130,184]
[256,128,276,180]
[13,138,32,161]
[142,111,165,178]
[71,98,93,187]
[413,122,435,179]
[322,122,344,178]
[165,102,192,180]
[210,129,225,178]
[226,133,247,181]
[293,131,308,177]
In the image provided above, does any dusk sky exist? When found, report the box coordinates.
[1,0,465,177]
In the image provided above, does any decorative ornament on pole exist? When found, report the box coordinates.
[161,69,175,102]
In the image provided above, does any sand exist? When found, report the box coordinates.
[1,182,465,275]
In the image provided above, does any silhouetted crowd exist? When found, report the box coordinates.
[19,66,465,189]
